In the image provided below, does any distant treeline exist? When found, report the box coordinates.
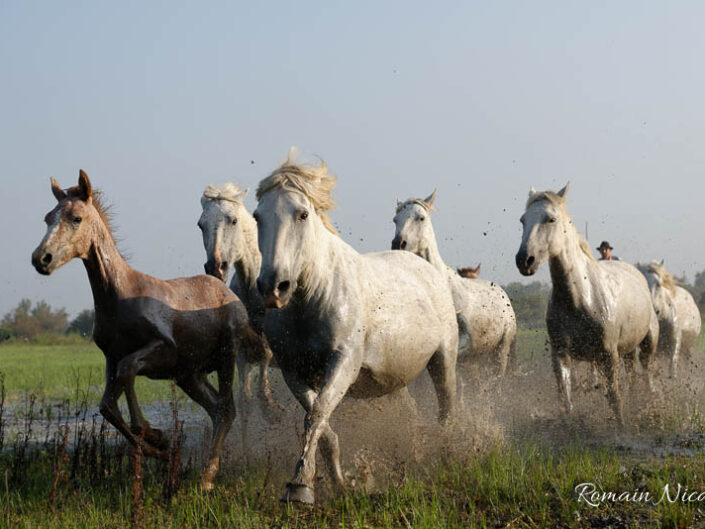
[0,299,93,342]
[2,270,705,342]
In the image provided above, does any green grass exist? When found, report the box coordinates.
[2,441,704,528]
[0,341,179,404]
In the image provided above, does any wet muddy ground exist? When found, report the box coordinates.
[4,343,705,496]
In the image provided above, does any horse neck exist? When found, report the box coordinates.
[82,222,132,311]
[419,224,447,274]
[296,221,353,309]
[232,214,261,294]
[548,223,596,308]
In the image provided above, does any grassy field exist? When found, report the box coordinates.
[2,331,705,528]
[0,340,189,405]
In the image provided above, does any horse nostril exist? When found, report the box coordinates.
[526,256,535,267]
[400,240,407,249]
[219,261,228,271]
[41,253,53,265]
[277,280,291,293]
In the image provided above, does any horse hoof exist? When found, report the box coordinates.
[132,426,170,450]
[281,483,315,504]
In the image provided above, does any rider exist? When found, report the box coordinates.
[596,241,619,261]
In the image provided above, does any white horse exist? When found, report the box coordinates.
[637,260,702,376]
[515,184,658,426]
[392,190,517,380]
[198,184,281,448]
[254,154,459,504]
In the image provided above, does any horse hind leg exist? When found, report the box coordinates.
[426,338,458,425]
[236,350,253,465]
[495,332,513,382]
[257,337,284,417]
[640,315,658,391]
[178,370,234,490]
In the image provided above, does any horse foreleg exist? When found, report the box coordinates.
[623,350,636,390]
[99,359,166,459]
[282,352,359,504]
[670,329,682,379]
[552,351,573,415]
[598,355,624,427]
[115,342,173,452]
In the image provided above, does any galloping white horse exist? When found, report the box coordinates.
[198,184,280,446]
[637,260,701,376]
[515,184,658,425]
[392,190,517,379]
[254,154,459,504]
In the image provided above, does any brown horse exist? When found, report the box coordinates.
[457,263,481,279]
[31,170,263,489]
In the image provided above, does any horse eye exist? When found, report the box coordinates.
[231,218,237,225]
[548,217,557,223]
[418,216,425,222]
[299,210,309,221]
[72,216,82,224]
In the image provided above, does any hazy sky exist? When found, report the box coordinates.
[2,1,705,317]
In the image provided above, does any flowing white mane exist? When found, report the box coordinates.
[256,149,338,235]
[638,260,678,294]
[202,183,247,205]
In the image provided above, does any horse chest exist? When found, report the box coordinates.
[265,311,340,387]
[547,301,607,354]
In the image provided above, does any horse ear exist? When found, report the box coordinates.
[50,178,66,201]
[660,258,665,266]
[78,170,93,200]
[396,198,402,209]
[424,189,437,208]
[557,182,570,198]
[528,186,536,197]
[476,263,481,273]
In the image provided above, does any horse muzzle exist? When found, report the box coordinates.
[515,251,537,276]
[204,259,228,282]
[31,249,54,275]
[391,236,407,250]
[258,276,295,309]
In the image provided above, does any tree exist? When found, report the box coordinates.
[67,309,94,337]
[503,281,550,329]
[1,299,69,339]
